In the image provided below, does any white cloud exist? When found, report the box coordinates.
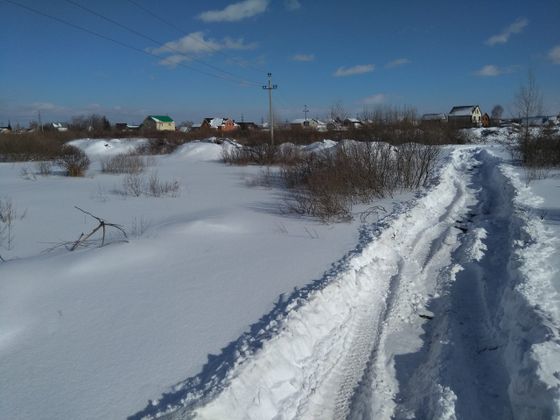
[485,17,528,46]
[284,0,301,10]
[475,65,502,76]
[385,58,411,68]
[291,53,314,62]
[474,64,518,76]
[334,64,375,77]
[31,102,57,111]
[148,32,257,67]
[198,0,269,22]
[159,54,189,67]
[362,93,386,105]
[548,45,560,64]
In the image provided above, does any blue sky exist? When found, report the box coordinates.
[1,0,559,126]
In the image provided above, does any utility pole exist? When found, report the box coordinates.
[303,105,309,121]
[262,72,277,145]
[38,111,43,133]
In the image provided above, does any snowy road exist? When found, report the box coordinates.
[140,146,559,420]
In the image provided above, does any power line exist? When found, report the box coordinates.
[1,0,258,86]
[125,0,267,75]
[61,0,260,87]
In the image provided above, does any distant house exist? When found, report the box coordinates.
[521,116,552,127]
[0,123,12,134]
[290,118,327,131]
[201,117,239,132]
[343,118,363,129]
[326,118,344,131]
[115,122,140,132]
[237,121,259,131]
[51,122,68,132]
[448,105,482,127]
[421,113,448,124]
[481,113,491,128]
[142,115,175,131]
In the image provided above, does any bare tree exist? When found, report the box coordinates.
[514,70,543,140]
[330,100,348,123]
[491,105,504,121]
[70,114,111,133]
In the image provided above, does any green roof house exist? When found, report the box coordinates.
[143,115,176,132]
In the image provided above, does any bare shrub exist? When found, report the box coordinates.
[20,166,37,181]
[120,172,179,197]
[130,216,152,238]
[281,142,440,221]
[0,131,73,162]
[101,153,146,174]
[223,143,305,166]
[58,145,90,177]
[245,167,280,188]
[0,198,21,250]
[35,160,53,176]
[516,127,560,169]
[395,143,440,189]
[147,171,180,197]
[123,173,144,197]
[222,144,276,165]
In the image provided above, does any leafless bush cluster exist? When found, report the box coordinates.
[101,153,150,174]
[19,161,54,181]
[0,198,25,251]
[282,142,440,221]
[121,171,180,197]
[129,216,151,238]
[147,172,180,197]
[221,123,464,147]
[35,161,53,176]
[58,145,90,177]
[0,132,75,162]
[516,127,560,169]
[395,142,441,189]
[222,144,304,166]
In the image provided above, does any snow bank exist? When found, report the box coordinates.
[68,138,148,157]
[170,139,240,162]
[302,139,337,153]
[495,158,560,418]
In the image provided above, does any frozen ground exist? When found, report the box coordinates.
[1,137,559,420]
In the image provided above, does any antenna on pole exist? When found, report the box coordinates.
[262,72,277,146]
[303,105,309,122]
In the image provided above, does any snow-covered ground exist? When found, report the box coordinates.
[0,138,399,419]
[1,136,559,419]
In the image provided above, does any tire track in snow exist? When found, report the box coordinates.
[384,149,536,420]
[345,174,473,420]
